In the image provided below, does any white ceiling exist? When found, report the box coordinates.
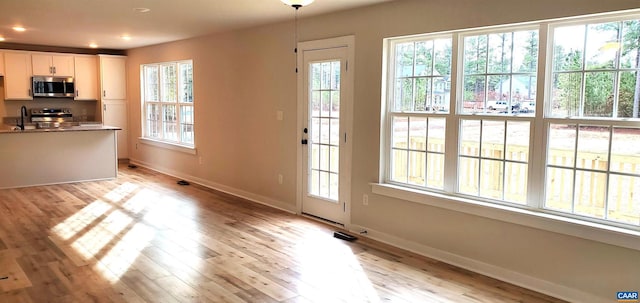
[0,0,391,50]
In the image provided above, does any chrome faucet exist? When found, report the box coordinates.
[17,106,27,130]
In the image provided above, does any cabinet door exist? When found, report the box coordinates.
[103,100,128,159]
[100,56,126,100]
[74,56,98,100]
[4,52,33,100]
[32,54,52,75]
[52,55,74,76]
[0,52,4,76]
[32,54,74,76]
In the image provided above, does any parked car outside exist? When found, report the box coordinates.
[486,100,508,111]
[521,102,536,112]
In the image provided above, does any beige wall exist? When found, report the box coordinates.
[126,0,640,301]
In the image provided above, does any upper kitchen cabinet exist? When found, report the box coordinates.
[74,55,99,100]
[4,52,33,100]
[99,55,126,100]
[32,53,74,77]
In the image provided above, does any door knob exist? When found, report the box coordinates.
[301,128,308,144]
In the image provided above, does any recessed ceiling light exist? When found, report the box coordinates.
[89,43,98,48]
[0,37,5,42]
[121,35,132,41]
[133,7,151,13]
[12,26,26,32]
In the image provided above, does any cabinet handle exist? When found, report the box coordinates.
[49,66,52,74]
[103,104,107,111]
[53,66,56,74]
[103,90,106,97]
[76,90,79,97]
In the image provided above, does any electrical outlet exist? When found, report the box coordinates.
[276,111,283,121]
[363,194,369,206]
[278,174,283,185]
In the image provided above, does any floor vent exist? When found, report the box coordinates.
[333,231,357,242]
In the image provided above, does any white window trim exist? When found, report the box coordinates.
[378,9,640,251]
[371,182,640,251]
[138,137,197,155]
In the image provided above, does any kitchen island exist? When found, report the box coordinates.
[0,126,120,188]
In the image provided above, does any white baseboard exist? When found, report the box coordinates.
[349,224,608,303]
[128,159,297,214]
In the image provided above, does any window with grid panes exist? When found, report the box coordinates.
[458,28,538,204]
[387,36,452,190]
[141,60,194,146]
[545,18,640,224]
[381,12,640,229]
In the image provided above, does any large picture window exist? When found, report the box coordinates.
[141,60,194,147]
[382,13,640,230]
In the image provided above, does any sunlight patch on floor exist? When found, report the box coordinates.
[103,182,139,203]
[51,200,112,240]
[122,188,160,214]
[71,209,133,259]
[96,223,157,282]
[294,229,379,302]
[50,182,159,283]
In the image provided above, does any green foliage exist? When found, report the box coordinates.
[394,39,452,111]
[520,31,539,73]
[554,20,640,117]
[462,31,539,105]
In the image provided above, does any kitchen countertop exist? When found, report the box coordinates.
[0,125,121,134]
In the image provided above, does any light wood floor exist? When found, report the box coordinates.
[0,164,566,303]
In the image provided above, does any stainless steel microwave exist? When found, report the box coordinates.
[32,76,75,98]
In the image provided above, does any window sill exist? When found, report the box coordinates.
[139,137,197,155]
[371,183,640,251]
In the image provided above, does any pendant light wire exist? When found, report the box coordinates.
[294,5,300,73]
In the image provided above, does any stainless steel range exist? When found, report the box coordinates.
[30,108,73,128]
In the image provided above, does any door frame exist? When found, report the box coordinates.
[296,35,355,227]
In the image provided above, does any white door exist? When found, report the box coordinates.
[299,37,353,225]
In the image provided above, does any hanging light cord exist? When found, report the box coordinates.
[293,5,301,73]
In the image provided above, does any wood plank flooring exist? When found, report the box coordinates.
[0,164,566,302]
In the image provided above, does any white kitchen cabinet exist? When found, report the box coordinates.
[32,53,74,77]
[0,52,4,76]
[99,54,128,159]
[74,56,98,100]
[4,52,33,100]
[99,55,126,100]
[103,101,128,159]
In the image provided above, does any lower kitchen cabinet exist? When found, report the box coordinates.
[103,100,128,159]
